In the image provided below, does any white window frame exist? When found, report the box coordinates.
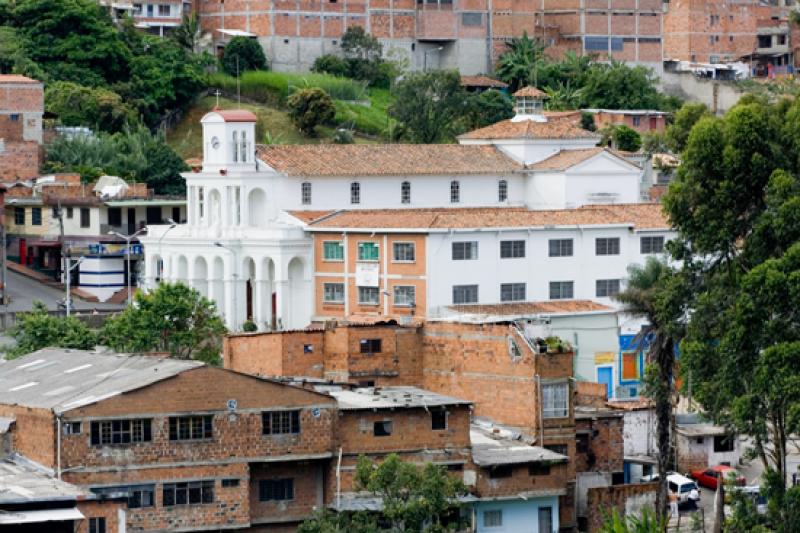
[393,285,416,307]
[498,179,508,202]
[452,241,478,260]
[357,242,379,262]
[595,279,621,298]
[549,281,574,300]
[500,240,525,259]
[483,509,503,528]
[323,283,345,304]
[452,284,479,304]
[595,237,621,256]
[640,235,665,254]
[392,241,415,263]
[548,238,573,257]
[500,282,526,302]
[542,381,569,419]
[358,286,380,305]
[322,241,344,262]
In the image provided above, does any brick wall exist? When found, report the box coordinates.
[575,416,624,474]
[585,482,657,532]
[474,461,569,498]
[0,141,40,180]
[76,499,126,533]
[0,80,43,113]
[249,460,325,525]
[224,330,325,377]
[0,405,55,467]
[575,381,608,407]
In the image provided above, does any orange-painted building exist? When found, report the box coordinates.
[312,231,427,321]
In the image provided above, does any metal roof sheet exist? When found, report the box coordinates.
[317,386,472,410]
[470,425,568,466]
[0,454,89,504]
[0,349,202,413]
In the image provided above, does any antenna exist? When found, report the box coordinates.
[236,56,241,107]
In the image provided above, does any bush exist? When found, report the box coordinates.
[580,111,596,131]
[46,81,136,133]
[287,87,335,136]
[222,36,267,75]
[208,70,367,104]
[312,54,350,78]
[242,320,258,332]
[601,124,642,152]
[467,89,514,129]
[333,128,354,144]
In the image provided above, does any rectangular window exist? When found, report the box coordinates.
[259,478,294,501]
[489,465,513,478]
[90,419,152,445]
[595,279,621,298]
[173,206,181,223]
[262,410,301,435]
[548,239,573,257]
[621,351,640,381]
[67,207,74,219]
[221,479,240,488]
[393,285,416,307]
[538,507,553,533]
[632,116,641,127]
[323,283,344,304]
[549,281,574,300]
[92,485,153,509]
[452,241,478,260]
[450,181,460,203]
[158,4,171,16]
[452,284,479,304]
[373,420,393,436]
[358,286,379,305]
[322,241,344,261]
[360,338,382,354]
[484,510,503,528]
[31,207,41,226]
[640,235,665,254]
[584,36,609,51]
[431,410,447,430]
[89,517,106,533]
[529,463,551,476]
[168,415,213,441]
[350,182,360,204]
[13,207,24,225]
[107,207,122,227]
[498,179,508,202]
[146,206,162,224]
[542,382,569,418]
[462,12,482,26]
[162,480,214,506]
[392,242,415,262]
[52,206,61,219]
[80,207,91,228]
[357,242,379,261]
[713,435,735,453]
[500,240,525,258]
[401,181,411,204]
[596,237,620,256]
[544,444,568,456]
[500,283,526,302]
[301,182,312,205]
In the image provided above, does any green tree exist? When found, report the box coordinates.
[467,89,514,128]
[6,302,97,359]
[286,87,336,136]
[664,102,710,154]
[341,26,382,61]
[312,54,350,78]
[495,31,547,91]
[641,131,669,155]
[100,282,226,363]
[581,60,677,111]
[45,81,136,133]
[389,70,469,143]
[600,124,642,152]
[171,12,201,53]
[581,111,596,131]
[614,258,687,527]
[222,36,267,75]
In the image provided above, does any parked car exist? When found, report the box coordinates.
[726,485,767,515]
[667,473,701,505]
[690,465,746,490]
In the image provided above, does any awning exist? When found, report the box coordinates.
[0,507,83,525]
[218,28,257,37]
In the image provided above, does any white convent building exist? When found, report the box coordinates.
[141,88,671,331]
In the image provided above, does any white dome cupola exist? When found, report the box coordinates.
[511,86,548,123]
[200,109,258,173]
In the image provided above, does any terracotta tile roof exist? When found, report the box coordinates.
[299,203,670,230]
[512,86,547,98]
[0,75,39,84]
[461,75,509,89]
[448,300,613,315]
[459,117,600,141]
[288,210,335,223]
[529,147,639,171]
[256,144,522,177]
[215,109,258,122]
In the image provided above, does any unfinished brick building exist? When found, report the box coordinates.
[0,75,43,181]
[197,0,664,74]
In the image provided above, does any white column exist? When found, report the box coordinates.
[273,256,287,330]
[382,234,389,315]
[254,279,267,329]
[241,186,250,227]
[222,186,231,228]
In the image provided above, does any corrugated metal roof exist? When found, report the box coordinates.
[0,508,84,524]
[0,349,202,413]
[317,386,472,410]
[470,424,568,466]
[0,454,89,504]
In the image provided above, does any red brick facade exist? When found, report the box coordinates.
[0,75,43,180]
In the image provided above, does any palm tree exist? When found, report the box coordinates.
[614,258,684,529]
[495,31,547,91]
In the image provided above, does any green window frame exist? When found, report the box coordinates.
[323,241,344,261]
[358,242,379,261]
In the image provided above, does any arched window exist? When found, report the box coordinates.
[450,180,460,203]
[401,181,411,204]
[350,182,361,204]
[498,179,508,202]
[301,182,312,205]
[232,131,239,163]
[240,131,247,162]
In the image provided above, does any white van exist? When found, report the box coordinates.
[667,473,701,504]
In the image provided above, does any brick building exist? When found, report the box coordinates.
[0,348,337,532]
[0,75,43,182]
[584,109,668,134]
[195,0,664,74]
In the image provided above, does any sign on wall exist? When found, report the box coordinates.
[355,263,379,287]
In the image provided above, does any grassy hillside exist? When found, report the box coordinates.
[167,95,381,160]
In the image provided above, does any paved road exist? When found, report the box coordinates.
[3,270,125,312]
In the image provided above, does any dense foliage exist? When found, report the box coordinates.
[494,33,680,111]
[312,27,397,88]
[286,87,336,135]
[101,282,226,364]
[5,302,97,359]
[298,454,467,532]
[600,124,642,152]
[222,36,268,75]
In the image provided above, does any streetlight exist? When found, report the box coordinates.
[423,46,443,71]
[214,242,238,329]
[108,227,147,306]
[64,257,84,317]
[153,218,177,287]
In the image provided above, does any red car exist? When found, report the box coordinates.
[690,465,746,490]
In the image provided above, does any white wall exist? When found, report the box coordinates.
[78,256,125,302]
[623,410,657,457]
[58,206,101,237]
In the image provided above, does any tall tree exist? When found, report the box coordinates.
[5,302,97,359]
[222,36,267,75]
[614,258,687,527]
[389,70,469,143]
[494,31,547,91]
[664,102,710,154]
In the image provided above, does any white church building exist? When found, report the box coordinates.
[141,88,672,331]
